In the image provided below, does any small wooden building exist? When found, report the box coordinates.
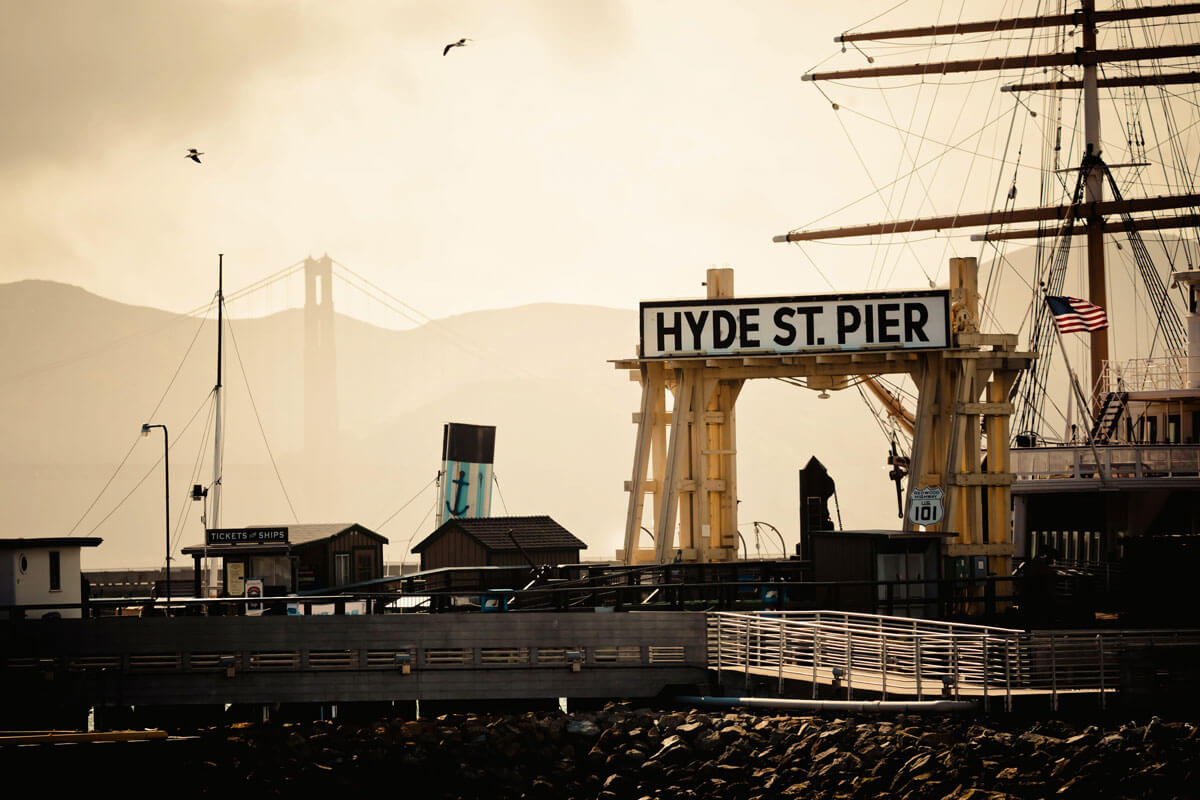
[182,523,387,596]
[412,515,587,571]
[0,537,102,619]
[810,529,950,616]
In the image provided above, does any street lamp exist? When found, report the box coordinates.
[142,423,170,617]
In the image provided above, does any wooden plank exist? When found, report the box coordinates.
[956,333,1018,348]
[950,473,1015,486]
[655,369,692,564]
[957,402,1013,415]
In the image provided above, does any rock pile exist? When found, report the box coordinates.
[187,705,1198,798]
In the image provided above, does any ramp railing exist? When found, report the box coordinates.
[708,610,1200,711]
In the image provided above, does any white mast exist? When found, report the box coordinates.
[208,254,225,595]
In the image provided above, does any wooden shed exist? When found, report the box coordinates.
[412,515,587,571]
[183,523,387,596]
[809,529,950,617]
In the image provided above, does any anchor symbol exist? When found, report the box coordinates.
[446,469,470,517]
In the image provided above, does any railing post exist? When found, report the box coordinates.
[846,623,854,700]
[1004,638,1013,712]
[1050,634,1058,712]
[951,633,960,701]
[915,633,923,701]
[982,636,989,713]
[716,615,723,678]
[880,629,889,701]
[778,618,786,695]
[812,621,820,699]
[1097,634,1106,711]
[744,619,751,695]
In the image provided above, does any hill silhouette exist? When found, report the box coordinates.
[0,279,916,569]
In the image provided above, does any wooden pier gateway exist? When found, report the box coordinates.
[616,262,1034,592]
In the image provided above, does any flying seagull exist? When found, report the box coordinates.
[185,148,204,164]
[443,37,471,56]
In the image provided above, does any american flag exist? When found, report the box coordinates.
[1046,295,1108,333]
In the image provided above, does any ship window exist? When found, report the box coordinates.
[49,551,61,592]
[1146,416,1158,443]
[1168,414,1181,444]
[1191,412,1199,444]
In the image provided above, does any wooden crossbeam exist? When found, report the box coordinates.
[836,3,1200,43]
[1003,70,1200,93]
[774,194,1200,242]
[971,213,1200,242]
[804,43,1200,83]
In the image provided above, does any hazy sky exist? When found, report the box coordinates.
[2,0,1036,324]
[7,1,1200,566]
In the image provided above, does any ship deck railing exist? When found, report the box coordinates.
[1013,443,1200,481]
[708,609,1200,712]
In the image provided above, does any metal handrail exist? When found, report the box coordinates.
[707,610,1200,711]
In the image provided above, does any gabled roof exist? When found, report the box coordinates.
[286,523,387,546]
[412,515,587,554]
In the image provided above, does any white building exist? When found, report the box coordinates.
[0,537,102,619]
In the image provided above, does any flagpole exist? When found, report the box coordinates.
[1044,294,1109,484]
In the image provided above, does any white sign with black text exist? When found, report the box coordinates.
[907,486,945,527]
[640,290,950,359]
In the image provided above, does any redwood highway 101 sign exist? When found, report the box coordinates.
[907,486,945,526]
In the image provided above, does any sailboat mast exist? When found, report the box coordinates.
[211,254,225,531]
[1081,0,1109,406]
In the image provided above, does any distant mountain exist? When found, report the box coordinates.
[16,266,1115,569]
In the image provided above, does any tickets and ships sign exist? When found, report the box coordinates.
[640,290,950,359]
[205,527,289,546]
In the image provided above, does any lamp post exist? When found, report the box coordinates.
[142,423,170,617]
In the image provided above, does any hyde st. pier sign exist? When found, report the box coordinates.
[639,289,950,359]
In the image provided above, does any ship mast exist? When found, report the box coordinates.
[778,1,1200,407]
[208,254,225,595]
[1081,0,1107,405]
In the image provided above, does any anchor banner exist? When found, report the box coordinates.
[639,289,950,359]
[438,423,496,524]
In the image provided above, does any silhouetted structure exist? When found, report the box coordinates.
[413,515,586,571]
[304,254,338,462]
[797,456,837,562]
[182,523,386,595]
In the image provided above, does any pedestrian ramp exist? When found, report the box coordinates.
[708,610,1200,711]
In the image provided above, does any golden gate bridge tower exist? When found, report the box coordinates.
[303,254,339,472]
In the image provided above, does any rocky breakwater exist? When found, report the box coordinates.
[189,705,1199,798]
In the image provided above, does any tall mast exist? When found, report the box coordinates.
[1081,0,1108,405]
[778,1,1200,408]
[211,255,225,529]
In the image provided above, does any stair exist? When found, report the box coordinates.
[1090,392,1128,443]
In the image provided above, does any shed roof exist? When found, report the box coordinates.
[412,515,587,554]
[0,537,102,550]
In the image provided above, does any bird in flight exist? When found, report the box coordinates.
[185,149,204,164]
[443,38,471,56]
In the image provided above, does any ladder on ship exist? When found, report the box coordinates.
[1090,392,1128,443]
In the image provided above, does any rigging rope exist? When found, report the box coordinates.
[223,301,300,523]
[66,303,215,536]
[170,392,218,554]
[376,475,438,531]
[78,390,217,539]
